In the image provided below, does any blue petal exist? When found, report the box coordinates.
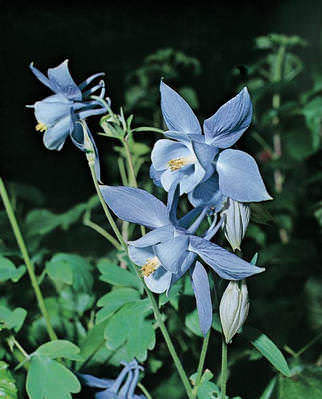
[167,182,180,225]
[128,225,175,248]
[78,373,113,389]
[154,235,189,273]
[216,149,272,202]
[204,87,253,148]
[191,261,213,336]
[145,266,172,294]
[192,141,218,180]
[34,99,72,126]
[43,116,72,150]
[170,251,197,286]
[188,175,226,210]
[99,186,170,229]
[128,245,154,266]
[160,81,201,134]
[79,72,105,90]
[189,236,265,280]
[179,163,206,195]
[178,207,205,229]
[47,60,82,100]
[30,62,57,93]
[151,139,191,171]
[160,166,192,193]
[149,165,162,187]
[165,131,203,143]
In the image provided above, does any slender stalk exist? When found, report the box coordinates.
[192,330,211,399]
[121,137,146,236]
[83,213,122,250]
[295,330,322,358]
[0,178,57,341]
[138,383,153,399]
[221,338,228,399]
[88,164,127,249]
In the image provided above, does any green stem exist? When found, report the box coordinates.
[221,338,228,399]
[83,212,122,250]
[132,127,164,133]
[0,178,57,341]
[138,383,153,399]
[88,164,127,249]
[192,330,211,398]
[295,330,322,358]
[121,138,146,236]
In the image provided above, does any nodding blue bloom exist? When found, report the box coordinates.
[28,59,107,153]
[100,183,264,335]
[79,360,146,399]
[151,81,272,203]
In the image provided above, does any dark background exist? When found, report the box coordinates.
[2,1,322,210]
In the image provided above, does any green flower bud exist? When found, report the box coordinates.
[221,198,250,251]
[219,280,249,344]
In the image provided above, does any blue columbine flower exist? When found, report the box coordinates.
[151,81,272,205]
[79,360,146,399]
[28,59,107,153]
[100,183,264,335]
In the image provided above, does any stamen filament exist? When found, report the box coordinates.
[141,257,161,277]
[168,156,195,172]
[35,122,47,132]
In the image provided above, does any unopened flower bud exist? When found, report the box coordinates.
[219,280,249,344]
[221,198,250,251]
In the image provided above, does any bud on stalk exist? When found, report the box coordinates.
[221,198,250,251]
[219,280,249,344]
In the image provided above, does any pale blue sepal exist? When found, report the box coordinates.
[188,175,226,211]
[144,266,172,293]
[204,87,252,148]
[160,81,201,134]
[189,236,265,280]
[47,59,82,100]
[128,225,175,248]
[191,261,213,336]
[154,235,189,273]
[99,186,170,229]
[216,149,272,202]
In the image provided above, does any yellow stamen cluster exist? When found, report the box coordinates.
[35,122,48,133]
[168,158,186,171]
[141,257,161,277]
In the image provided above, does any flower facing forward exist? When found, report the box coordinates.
[100,183,264,335]
[79,360,146,399]
[28,59,106,152]
[151,82,272,222]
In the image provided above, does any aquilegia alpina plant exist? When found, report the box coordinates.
[0,58,293,399]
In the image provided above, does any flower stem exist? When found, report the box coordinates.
[138,383,153,399]
[88,163,127,249]
[192,330,211,399]
[221,338,228,399]
[0,177,57,341]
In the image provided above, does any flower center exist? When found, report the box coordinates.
[168,156,195,172]
[35,122,48,132]
[141,257,161,277]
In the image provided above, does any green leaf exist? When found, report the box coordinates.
[96,288,140,324]
[104,299,155,361]
[242,326,291,377]
[98,260,142,291]
[0,361,18,399]
[190,369,220,399]
[0,256,25,282]
[278,366,322,398]
[26,355,80,399]
[185,309,203,337]
[36,340,82,361]
[259,377,277,399]
[47,253,93,292]
[0,306,27,332]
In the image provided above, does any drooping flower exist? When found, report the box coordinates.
[78,360,146,399]
[219,280,249,344]
[151,81,272,204]
[28,59,107,154]
[100,183,264,335]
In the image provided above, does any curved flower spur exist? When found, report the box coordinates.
[100,183,264,336]
[28,60,107,178]
[79,360,146,399]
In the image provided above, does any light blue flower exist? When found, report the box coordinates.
[100,183,264,335]
[79,360,146,399]
[28,60,106,154]
[152,81,271,203]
